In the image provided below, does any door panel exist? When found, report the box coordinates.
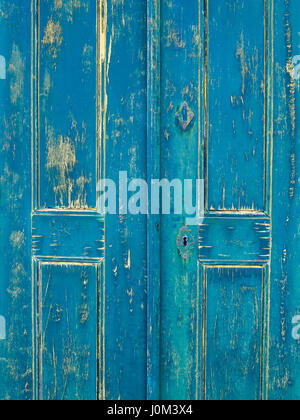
[104,0,148,400]
[1,0,300,401]
[32,213,104,260]
[0,0,32,400]
[205,267,264,401]
[38,263,100,401]
[207,0,266,211]
[32,0,148,400]
[199,216,271,263]
[159,0,271,400]
[157,0,291,402]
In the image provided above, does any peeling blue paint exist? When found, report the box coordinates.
[0,316,6,341]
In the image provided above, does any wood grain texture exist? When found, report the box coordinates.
[147,0,161,400]
[199,216,271,263]
[32,213,104,260]
[0,0,32,400]
[197,0,273,400]
[159,0,273,401]
[0,0,300,401]
[104,0,148,400]
[37,263,100,400]
[268,0,300,401]
[160,0,200,400]
[204,267,264,401]
[206,0,266,212]
[31,0,105,400]
[38,0,98,210]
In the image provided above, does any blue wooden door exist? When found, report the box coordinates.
[0,0,300,401]
[156,0,300,401]
[0,0,148,400]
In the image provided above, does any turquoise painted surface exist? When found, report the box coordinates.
[0,0,299,401]
[104,0,148,401]
[207,0,266,211]
[160,0,200,400]
[205,267,264,401]
[38,0,97,209]
[158,0,299,401]
[0,0,32,400]
[268,0,300,400]
[39,263,99,400]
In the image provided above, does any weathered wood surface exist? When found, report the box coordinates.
[159,0,200,400]
[32,213,104,261]
[158,0,300,401]
[205,267,264,400]
[0,0,299,401]
[199,216,271,263]
[104,0,148,401]
[147,0,161,401]
[268,0,300,400]
[207,0,266,211]
[38,263,99,400]
[0,0,32,400]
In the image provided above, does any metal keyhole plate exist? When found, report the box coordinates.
[176,226,195,260]
[175,101,194,131]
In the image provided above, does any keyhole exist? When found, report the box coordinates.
[182,236,188,248]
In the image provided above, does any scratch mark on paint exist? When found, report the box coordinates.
[9,231,25,249]
[124,250,131,270]
[42,18,63,60]
[42,70,51,97]
[46,125,76,207]
[0,55,6,79]
[165,21,186,49]
[8,44,25,105]
[0,316,6,340]
[236,33,248,95]
[82,44,93,73]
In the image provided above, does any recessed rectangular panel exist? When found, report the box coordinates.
[205,267,264,400]
[38,263,99,400]
[199,217,271,263]
[38,0,98,209]
[32,213,104,260]
[206,0,266,211]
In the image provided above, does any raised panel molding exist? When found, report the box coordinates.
[197,265,270,400]
[202,0,273,214]
[31,0,106,400]
[32,212,104,261]
[32,0,104,211]
[33,261,104,400]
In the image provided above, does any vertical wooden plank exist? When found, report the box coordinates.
[160,0,200,400]
[197,1,273,400]
[268,0,300,400]
[147,0,161,401]
[104,0,148,400]
[0,0,32,400]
